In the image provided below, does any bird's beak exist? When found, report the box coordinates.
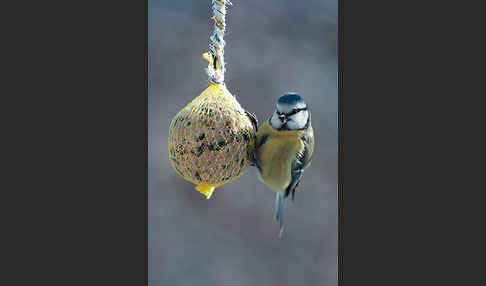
[278,114,288,123]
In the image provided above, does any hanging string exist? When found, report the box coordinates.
[203,0,232,85]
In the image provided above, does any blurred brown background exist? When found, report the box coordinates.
[149,0,337,285]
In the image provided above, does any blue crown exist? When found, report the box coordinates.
[278,93,305,106]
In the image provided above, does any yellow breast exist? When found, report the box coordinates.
[256,122,304,193]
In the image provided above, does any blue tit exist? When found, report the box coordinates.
[251,93,314,238]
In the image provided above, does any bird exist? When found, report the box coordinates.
[250,93,314,238]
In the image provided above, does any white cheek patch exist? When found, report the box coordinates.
[287,110,308,130]
[270,112,282,129]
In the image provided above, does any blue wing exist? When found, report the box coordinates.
[284,128,314,200]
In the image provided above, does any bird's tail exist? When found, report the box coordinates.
[275,192,287,239]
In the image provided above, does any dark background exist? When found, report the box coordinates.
[149,0,337,285]
[5,1,471,285]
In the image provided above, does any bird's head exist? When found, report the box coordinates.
[270,93,310,131]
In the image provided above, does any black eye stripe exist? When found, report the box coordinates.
[287,107,307,116]
[277,107,307,116]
